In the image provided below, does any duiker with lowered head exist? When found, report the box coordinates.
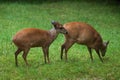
[61,22,109,62]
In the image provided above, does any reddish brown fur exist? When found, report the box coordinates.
[13,21,67,66]
[61,22,109,62]
[13,28,51,48]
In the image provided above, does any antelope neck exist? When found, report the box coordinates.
[49,28,59,40]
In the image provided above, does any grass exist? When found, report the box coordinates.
[0,0,120,80]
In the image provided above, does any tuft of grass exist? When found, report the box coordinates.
[0,0,120,80]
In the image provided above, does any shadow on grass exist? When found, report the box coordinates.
[0,0,119,5]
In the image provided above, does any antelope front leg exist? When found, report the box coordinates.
[61,44,65,60]
[42,47,50,64]
[95,49,103,62]
[62,40,75,61]
[87,47,93,61]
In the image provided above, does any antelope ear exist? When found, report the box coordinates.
[51,21,57,29]
[51,20,55,24]
[103,41,109,47]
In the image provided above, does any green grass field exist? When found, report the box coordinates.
[0,0,120,80]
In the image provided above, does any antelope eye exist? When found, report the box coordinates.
[60,27,63,29]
